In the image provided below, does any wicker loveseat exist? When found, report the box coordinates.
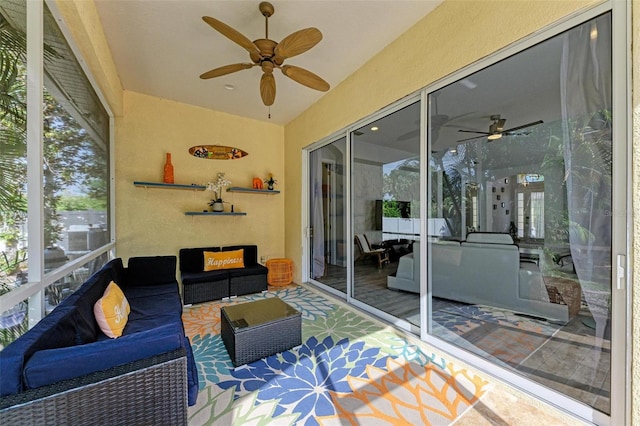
[179,244,268,305]
[0,256,198,425]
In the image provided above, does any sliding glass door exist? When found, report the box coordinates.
[304,6,625,422]
[427,12,614,415]
[308,138,347,295]
[350,101,421,324]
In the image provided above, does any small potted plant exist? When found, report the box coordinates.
[264,173,277,191]
[207,172,231,211]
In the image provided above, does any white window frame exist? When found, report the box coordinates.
[0,0,116,324]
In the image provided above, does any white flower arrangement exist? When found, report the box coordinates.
[207,172,231,202]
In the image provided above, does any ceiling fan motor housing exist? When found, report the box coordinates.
[251,39,277,63]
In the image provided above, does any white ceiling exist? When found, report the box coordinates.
[94,0,442,125]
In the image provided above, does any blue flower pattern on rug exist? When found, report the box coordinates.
[217,335,388,426]
[184,286,490,425]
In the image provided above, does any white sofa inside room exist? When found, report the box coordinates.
[387,232,578,323]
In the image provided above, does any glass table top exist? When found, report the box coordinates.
[222,298,299,330]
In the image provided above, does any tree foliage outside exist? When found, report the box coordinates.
[1,11,108,346]
[382,157,419,217]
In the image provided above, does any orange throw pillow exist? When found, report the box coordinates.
[203,249,245,271]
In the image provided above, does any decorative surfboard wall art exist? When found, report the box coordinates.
[189,145,248,160]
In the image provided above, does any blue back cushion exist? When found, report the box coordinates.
[126,256,177,286]
[70,258,123,342]
[179,247,220,273]
[222,245,258,266]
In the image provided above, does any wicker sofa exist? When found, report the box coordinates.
[0,256,198,425]
[179,244,268,305]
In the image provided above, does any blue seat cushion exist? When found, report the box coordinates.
[120,289,183,336]
[184,336,199,406]
[181,269,228,285]
[23,323,184,390]
[0,306,78,396]
[228,264,267,278]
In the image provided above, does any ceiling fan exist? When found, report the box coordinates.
[457,114,543,142]
[397,93,473,142]
[199,1,330,107]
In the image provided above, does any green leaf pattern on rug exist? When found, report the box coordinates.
[302,305,382,342]
[188,387,299,426]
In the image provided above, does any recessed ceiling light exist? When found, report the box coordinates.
[224,84,235,91]
[371,126,379,131]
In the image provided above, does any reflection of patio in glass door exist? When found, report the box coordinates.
[350,101,421,319]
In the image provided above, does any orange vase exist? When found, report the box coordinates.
[163,153,174,184]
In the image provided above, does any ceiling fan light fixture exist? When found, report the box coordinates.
[487,133,502,141]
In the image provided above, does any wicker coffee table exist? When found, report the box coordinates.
[221,297,302,367]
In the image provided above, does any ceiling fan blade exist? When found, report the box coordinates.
[202,16,260,56]
[457,129,490,135]
[199,63,254,79]
[260,72,276,106]
[503,120,544,134]
[397,129,419,141]
[281,65,330,92]
[445,124,479,131]
[457,134,485,143]
[274,28,322,64]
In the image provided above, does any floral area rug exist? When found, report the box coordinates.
[183,285,491,425]
[409,300,562,368]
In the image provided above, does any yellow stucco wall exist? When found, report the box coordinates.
[115,91,285,262]
[54,1,285,265]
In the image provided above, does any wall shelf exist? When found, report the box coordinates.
[134,181,206,191]
[185,211,247,216]
[227,187,280,194]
